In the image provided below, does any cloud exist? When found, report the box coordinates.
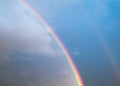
[0,0,61,63]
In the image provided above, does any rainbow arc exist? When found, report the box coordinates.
[20,0,84,86]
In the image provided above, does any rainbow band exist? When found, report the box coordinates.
[19,0,84,86]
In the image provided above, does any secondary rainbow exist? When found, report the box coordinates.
[19,0,84,86]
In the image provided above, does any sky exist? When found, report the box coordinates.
[25,0,120,86]
[0,0,120,86]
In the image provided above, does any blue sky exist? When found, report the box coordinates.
[26,0,120,86]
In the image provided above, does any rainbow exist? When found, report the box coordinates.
[19,0,84,86]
